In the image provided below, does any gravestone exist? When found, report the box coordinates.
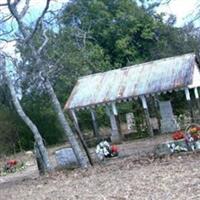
[159,101,180,133]
[126,113,136,133]
[178,115,191,129]
[55,148,78,168]
[150,117,159,130]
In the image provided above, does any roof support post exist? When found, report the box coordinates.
[106,105,121,144]
[185,88,194,122]
[152,95,161,133]
[112,102,118,115]
[71,109,78,124]
[194,88,199,99]
[112,102,122,137]
[194,87,200,116]
[89,108,100,139]
[69,110,93,166]
[140,95,154,137]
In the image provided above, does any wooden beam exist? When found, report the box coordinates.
[71,109,78,124]
[194,87,200,116]
[140,95,154,137]
[185,88,194,122]
[194,88,199,99]
[185,88,191,101]
[141,95,148,109]
[69,110,93,166]
[152,95,161,133]
[111,102,118,115]
[89,108,99,139]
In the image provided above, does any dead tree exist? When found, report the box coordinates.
[1,0,89,168]
[0,55,52,174]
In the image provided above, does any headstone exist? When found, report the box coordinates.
[126,113,136,133]
[55,148,78,168]
[154,139,188,157]
[150,117,159,130]
[159,101,180,133]
[177,114,190,130]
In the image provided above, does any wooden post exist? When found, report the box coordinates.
[194,87,200,120]
[112,102,118,115]
[112,102,122,136]
[140,95,154,137]
[69,110,93,166]
[71,109,78,124]
[106,105,121,144]
[185,88,194,122]
[90,108,99,139]
[153,95,161,133]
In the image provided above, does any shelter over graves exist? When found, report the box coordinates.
[64,53,200,111]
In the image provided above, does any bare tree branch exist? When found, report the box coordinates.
[0,27,14,37]
[7,0,27,38]
[6,0,51,43]
[0,14,12,23]
[26,0,51,42]
[18,0,31,19]
[0,3,8,7]
[13,0,21,6]
[160,0,171,5]
[0,38,16,45]
[37,27,49,54]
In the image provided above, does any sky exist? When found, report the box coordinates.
[157,0,199,26]
[0,0,66,56]
[0,0,199,56]
[28,0,199,27]
[0,0,199,26]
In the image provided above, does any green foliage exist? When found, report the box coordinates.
[61,0,198,67]
[21,93,66,145]
[0,104,20,155]
[62,0,155,66]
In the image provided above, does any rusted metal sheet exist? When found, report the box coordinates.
[65,53,198,110]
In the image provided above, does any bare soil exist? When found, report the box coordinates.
[0,134,200,200]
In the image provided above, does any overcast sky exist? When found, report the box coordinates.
[26,0,199,27]
[0,0,198,26]
[157,0,199,26]
[26,0,200,27]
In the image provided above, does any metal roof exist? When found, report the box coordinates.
[65,53,200,110]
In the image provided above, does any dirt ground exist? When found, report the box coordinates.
[0,134,200,200]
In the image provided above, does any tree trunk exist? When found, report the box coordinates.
[0,56,52,173]
[44,78,89,168]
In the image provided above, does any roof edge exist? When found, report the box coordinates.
[78,52,195,81]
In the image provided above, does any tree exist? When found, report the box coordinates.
[61,0,198,67]
[0,0,89,168]
[0,54,52,174]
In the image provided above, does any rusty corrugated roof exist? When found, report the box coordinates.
[65,53,199,110]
